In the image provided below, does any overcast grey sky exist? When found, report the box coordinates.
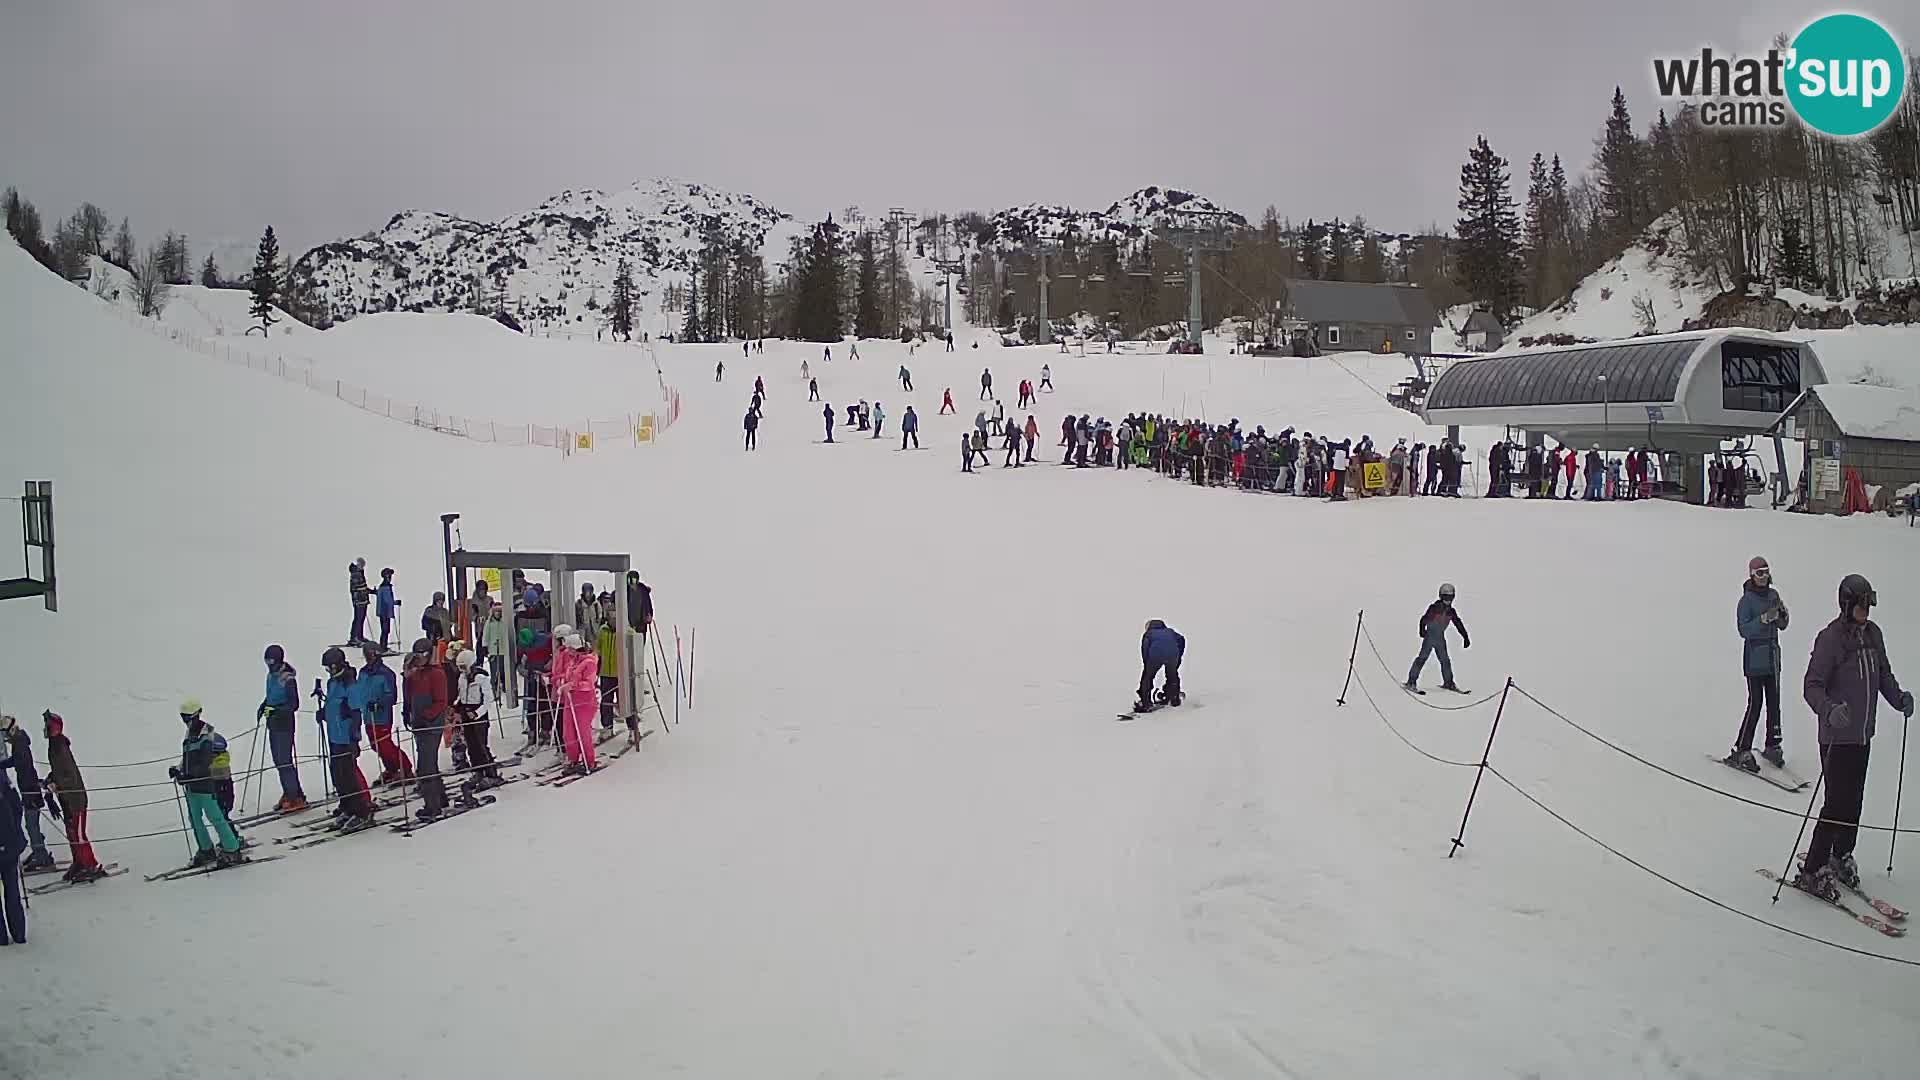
[3,0,1914,258]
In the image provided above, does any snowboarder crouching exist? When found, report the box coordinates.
[1138,620,1186,711]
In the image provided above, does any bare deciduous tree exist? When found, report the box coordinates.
[132,243,172,317]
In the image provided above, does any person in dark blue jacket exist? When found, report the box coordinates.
[1406,584,1470,691]
[1138,619,1186,710]
[0,714,55,871]
[1727,556,1790,772]
[0,758,28,945]
[376,568,400,651]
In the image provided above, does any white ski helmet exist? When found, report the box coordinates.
[1438,583,1457,601]
[552,623,574,641]
[564,633,585,651]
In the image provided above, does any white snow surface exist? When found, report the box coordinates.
[5,237,1920,1079]
[1809,383,1920,442]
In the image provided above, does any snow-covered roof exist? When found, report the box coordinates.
[1807,383,1920,442]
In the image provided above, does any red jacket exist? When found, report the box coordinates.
[403,661,449,729]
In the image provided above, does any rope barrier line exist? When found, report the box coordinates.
[1359,624,1502,712]
[1482,765,1920,969]
[1509,683,1920,836]
[28,751,546,847]
[1352,667,1481,769]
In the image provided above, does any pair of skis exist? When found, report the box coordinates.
[1709,753,1810,793]
[1756,868,1908,937]
[144,854,286,883]
[1403,684,1473,698]
[27,863,127,895]
[392,794,497,835]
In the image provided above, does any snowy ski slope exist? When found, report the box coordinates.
[3,237,1920,1079]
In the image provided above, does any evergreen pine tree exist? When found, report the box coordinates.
[1522,153,1551,309]
[1454,135,1524,324]
[200,253,220,288]
[683,264,703,342]
[1300,220,1326,279]
[248,226,281,335]
[1327,219,1349,281]
[610,258,636,341]
[1597,87,1647,243]
[854,232,882,338]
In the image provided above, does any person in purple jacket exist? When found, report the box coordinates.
[1796,574,1914,900]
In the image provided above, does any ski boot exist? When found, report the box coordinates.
[338,813,373,833]
[1792,860,1841,902]
[21,850,57,873]
[70,864,110,884]
[188,847,218,869]
[281,796,309,814]
[214,848,246,870]
[1761,745,1785,769]
[415,807,441,823]
[1832,853,1861,890]
[1724,748,1760,774]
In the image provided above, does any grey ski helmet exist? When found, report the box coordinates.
[1839,574,1876,613]
[1438,583,1457,601]
[321,646,348,671]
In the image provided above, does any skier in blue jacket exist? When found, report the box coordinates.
[1137,619,1186,710]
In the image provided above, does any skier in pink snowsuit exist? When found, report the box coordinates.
[553,628,600,771]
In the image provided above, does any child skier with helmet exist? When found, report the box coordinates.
[170,700,245,868]
[1407,584,1471,693]
[1794,574,1914,901]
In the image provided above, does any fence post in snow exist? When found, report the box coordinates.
[1334,609,1363,707]
[1449,677,1514,859]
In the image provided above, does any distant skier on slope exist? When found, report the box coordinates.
[899,365,913,392]
[348,557,372,647]
[1794,574,1913,901]
[1040,363,1052,391]
[715,360,724,382]
[1405,584,1469,693]
[940,388,954,415]
[809,377,819,402]
[823,403,835,443]
[980,368,993,400]
[1725,557,1789,773]
[744,406,760,451]
[1136,619,1185,711]
[901,405,919,449]
[376,568,400,651]
[871,401,885,439]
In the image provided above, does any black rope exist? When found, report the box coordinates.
[1483,765,1920,968]
[1509,683,1920,836]
[1353,667,1480,769]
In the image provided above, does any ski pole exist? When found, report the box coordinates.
[1890,715,1909,875]
[689,627,695,710]
[172,782,193,863]
[1772,746,1830,904]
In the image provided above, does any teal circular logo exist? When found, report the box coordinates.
[1786,14,1907,137]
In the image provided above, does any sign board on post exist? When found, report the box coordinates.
[1645,405,1665,422]
[1813,457,1842,497]
[1362,461,1388,490]
[478,568,502,596]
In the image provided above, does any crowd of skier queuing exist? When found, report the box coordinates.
[0,560,660,943]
